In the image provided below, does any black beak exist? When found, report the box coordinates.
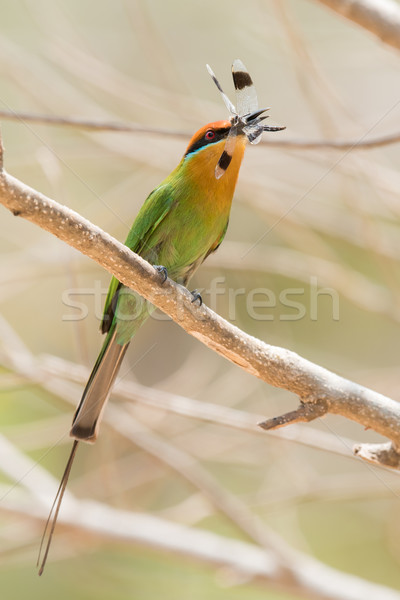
[243,107,270,123]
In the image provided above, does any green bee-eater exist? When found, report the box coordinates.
[38,60,284,573]
[71,119,245,442]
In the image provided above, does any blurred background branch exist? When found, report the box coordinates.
[2,434,400,600]
[1,109,400,150]
[314,0,400,52]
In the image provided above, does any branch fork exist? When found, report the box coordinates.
[258,398,329,431]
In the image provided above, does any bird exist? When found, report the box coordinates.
[70,118,245,443]
[38,60,285,574]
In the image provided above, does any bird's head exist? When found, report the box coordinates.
[184,120,232,158]
[183,120,247,184]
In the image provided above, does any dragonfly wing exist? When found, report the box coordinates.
[232,59,259,117]
[243,124,263,144]
[215,122,237,179]
[206,64,236,116]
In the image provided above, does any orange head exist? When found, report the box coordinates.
[182,120,247,184]
[184,120,232,158]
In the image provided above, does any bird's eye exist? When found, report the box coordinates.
[205,130,215,140]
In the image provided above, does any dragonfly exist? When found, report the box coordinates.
[206,59,285,179]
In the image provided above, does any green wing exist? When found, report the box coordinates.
[101,185,174,333]
[203,219,229,261]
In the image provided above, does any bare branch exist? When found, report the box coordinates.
[259,402,329,430]
[354,441,400,468]
[0,142,399,468]
[1,109,400,150]
[314,0,400,52]
[0,109,188,137]
[2,435,400,600]
[5,491,400,600]
[38,352,357,460]
[0,333,359,463]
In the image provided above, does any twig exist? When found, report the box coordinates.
[0,110,188,137]
[354,441,400,468]
[1,136,400,469]
[259,402,329,430]
[315,0,400,53]
[1,109,400,150]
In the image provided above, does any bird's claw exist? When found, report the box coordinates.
[154,265,168,283]
[191,290,203,306]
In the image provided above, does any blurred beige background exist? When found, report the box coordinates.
[1,1,400,599]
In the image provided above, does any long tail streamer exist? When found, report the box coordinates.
[37,440,79,575]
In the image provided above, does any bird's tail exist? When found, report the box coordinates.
[70,325,129,443]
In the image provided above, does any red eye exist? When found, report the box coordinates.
[205,130,215,140]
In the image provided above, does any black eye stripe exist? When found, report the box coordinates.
[185,126,230,157]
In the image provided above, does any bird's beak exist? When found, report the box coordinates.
[243,107,270,123]
[242,107,286,133]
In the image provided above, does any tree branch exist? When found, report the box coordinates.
[0,110,188,137]
[1,109,400,150]
[314,0,400,52]
[1,134,400,469]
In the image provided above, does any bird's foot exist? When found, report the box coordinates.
[191,290,203,306]
[154,265,168,283]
